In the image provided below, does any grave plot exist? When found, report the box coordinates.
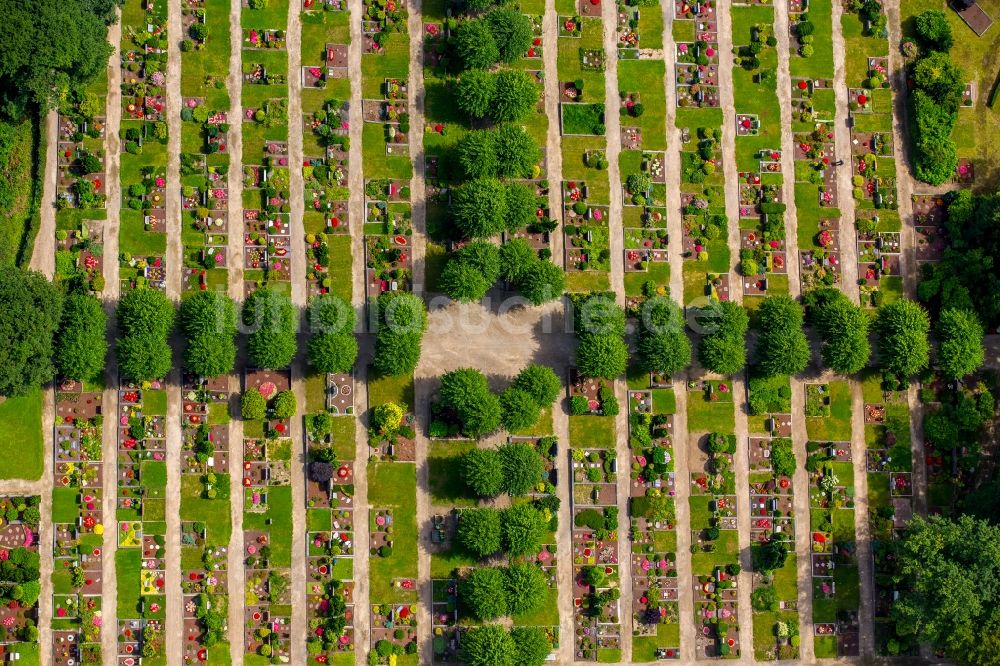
[0,497,42,662]
[242,164,293,294]
[673,4,720,110]
[56,111,107,213]
[116,619,165,666]
[178,372,232,661]
[572,474,622,662]
[179,0,233,297]
[115,385,168,665]
[677,117,728,305]
[363,79,410,156]
[856,230,901,306]
[54,216,106,297]
[746,432,800,660]
[910,194,947,263]
[806,418,860,658]
[798,220,841,292]
[364,184,414,304]
[51,385,105,664]
[737,179,789,299]
[689,433,742,659]
[621,150,670,307]
[118,0,169,295]
[305,495,356,662]
[563,180,612,278]
[859,372,917,655]
[627,387,682,661]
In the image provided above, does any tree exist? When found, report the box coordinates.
[516,259,564,306]
[753,539,789,572]
[696,301,748,375]
[936,308,984,379]
[462,567,509,620]
[179,291,236,377]
[502,503,546,556]
[816,294,870,374]
[189,21,209,42]
[499,442,544,495]
[272,390,296,419]
[637,297,691,375]
[459,624,516,666]
[306,294,357,373]
[491,70,539,122]
[493,124,540,179]
[439,368,502,437]
[371,402,404,436]
[877,299,930,378]
[510,627,552,666]
[912,89,958,185]
[54,293,106,382]
[499,238,536,283]
[455,70,497,119]
[461,449,504,498]
[486,7,533,63]
[577,332,628,379]
[457,507,503,557]
[756,295,810,376]
[891,515,1000,664]
[499,387,539,433]
[913,51,965,113]
[770,438,796,477]
[455,19,499,69]
[504,562,546,615]
[373,292,427,376]
[451,178,508,239]
[504,182,537,232]
[440,241,501,302]
[116,288,174,383]
[512,364,561,407]
[242,388,266,421]
[456,130,498,179]
[243,288,297,369]
[0,0,115,114]
[914,10,953,52]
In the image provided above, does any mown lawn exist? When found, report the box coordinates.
[0,387,43,480]
[368,462,418,602]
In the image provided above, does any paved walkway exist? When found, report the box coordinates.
[226,0,247,658]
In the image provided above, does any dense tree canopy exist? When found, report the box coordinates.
[0,269,63,396]
[499,387,539,432]
[306,294,358,373]
[243,288,297,369]
[499,442,544,495]
[459,624,517,666]
[813,290,871,374]
[516,259,565,306]
[457,506,503,558]
[461,450,505,498]
[462,567,509,620]
[440,241,501,302]
[502,502,546,556]
[636,297,691,376]
[179,291,236,378]
[451,178,508,239]
[877,299,930,378]
[935,308,984,380]
[756,295,810,376]
[573,293,627,379]
[454,19,500,69]
[485,8,533,63]
[512,363,561,407]
[54,293,106,383]
[914,9,953,51]
[0,0,118,116]
[439,368,502,438]
[116,287,173,383]
[510,627,552,666]
[456,69,538,123]
[455,69,496,118]
[696,301,748,375]
[892,515,1000,665]
[373,291,427,376]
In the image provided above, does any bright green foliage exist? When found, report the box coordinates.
[503,562,546,615]
[457,507,503,557]
[511,627,552,666]
[242,388,266,421]
[504,182,537,232]
[439,368,502,438]
[461,449,505,498]
[914,9,953,51]
[877,299,931,378]
[306,294,357,373]
[461,567,509,620]
[451,178,508,239]
[243,288,297,369]
[935,308,984,379]
[459,624,516,666]
[502,502,546,556]
[440,241,501,302]
[180,291,236,378]
[454,19,500,69]
[696,301,748,375]
[272,390,296,419]
[486,8,533,63]
[815,292,870,374]
[636,297,691,375]
[498,442,544,495]
[373,292,427,376]
[756,295,810,376]
[55,293,106,382]
[455,70,497,118]
[499,387,540,432]
[512,363,561,407]
[499,238,536,283]
[491,70,538,122]
[116,288,174,383]
[516,259,564,306]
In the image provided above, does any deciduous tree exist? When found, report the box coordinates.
[54,293,106,383]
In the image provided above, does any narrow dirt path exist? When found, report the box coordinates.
[100,13,124,664]
[164,0,185,662]
[346,0,371,663]
[225,0,247,659]
[28,107,58,666]
[287,0,309,661]
[539,5,574,662]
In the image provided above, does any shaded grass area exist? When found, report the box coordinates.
[0,387,43,480]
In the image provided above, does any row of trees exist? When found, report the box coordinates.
[453,8,533,70]
[636,297,691,376]
[461,441,546,497]
[461,562,546,620]
[436,364,560,437]
[117,288,174,382]
[459,624,551,666]
[450,178,536,239]
[440,237,564,305]
[456,504,549,558]
[573,293,628,379]
[455,69,538,123]
[455,124,540,180]
[908,11,966,185]
[372,291,427,377]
